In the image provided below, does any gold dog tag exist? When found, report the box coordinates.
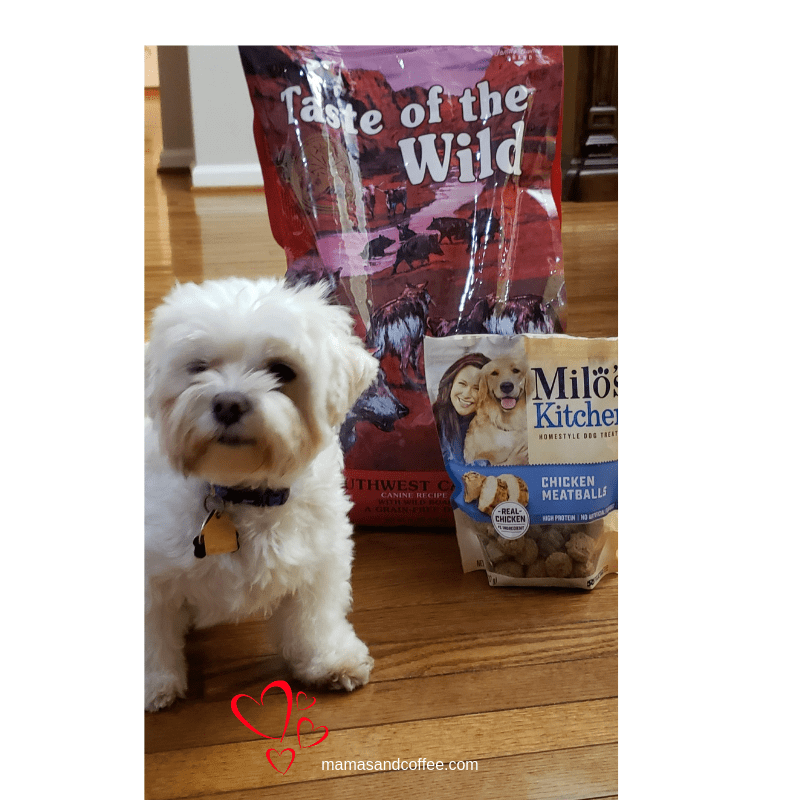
[200,510,240,555]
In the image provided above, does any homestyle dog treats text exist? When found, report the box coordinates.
[240,46,565,526]
[425,333,618,589]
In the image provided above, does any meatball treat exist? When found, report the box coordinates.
[471,513,617,587]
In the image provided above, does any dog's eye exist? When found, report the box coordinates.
[265,361,297,385]
[187,360,209,375]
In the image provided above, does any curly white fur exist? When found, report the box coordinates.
[145,277,378,711]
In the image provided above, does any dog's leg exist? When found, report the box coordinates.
[145,588,190,711]
[463,432,479,464]
[275,560,373,692]
[409,341,427,386]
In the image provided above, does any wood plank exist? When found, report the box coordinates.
[349,531,618,617]
[153,618,616,729]
[146,655,617,753]
[145,699,617,799]
[377,620,616,676]
[560,200,617,338]
[175,604,617,706]
[185,744,618,800]
[177,573,618,667]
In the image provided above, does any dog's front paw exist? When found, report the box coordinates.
[145,672,186,712]
[293,640,374,692]
[322,652,374,691]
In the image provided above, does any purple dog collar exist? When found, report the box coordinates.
[210,484,290,508]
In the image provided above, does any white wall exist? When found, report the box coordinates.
[145,46,159,88]
[186,46,262,188]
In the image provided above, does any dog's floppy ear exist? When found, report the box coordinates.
[476,365,491,408]
[315,301,379,428]
[523,363,533,398]
[328,341,378,427]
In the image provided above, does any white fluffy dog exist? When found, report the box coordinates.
[145,277,378,712]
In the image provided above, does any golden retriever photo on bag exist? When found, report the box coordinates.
[463,356,529,466]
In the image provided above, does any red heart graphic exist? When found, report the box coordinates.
[231,680,293,742]
[297,717,329,749]
[266,747,296,775]
[296,691,316,711]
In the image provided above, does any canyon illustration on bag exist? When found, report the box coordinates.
[240,45,566,526]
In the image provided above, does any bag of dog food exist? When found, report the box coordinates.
[240,46,565,526]
[424,333,618,588]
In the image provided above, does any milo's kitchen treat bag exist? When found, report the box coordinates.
[424,333,618,588]
[240,46,565,526]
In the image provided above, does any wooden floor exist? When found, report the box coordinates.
[144,92,618,800]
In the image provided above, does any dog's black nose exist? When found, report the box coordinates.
[500,381,515,395]
[212,392,252,427]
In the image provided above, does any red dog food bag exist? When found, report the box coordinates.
[240,46,566,526]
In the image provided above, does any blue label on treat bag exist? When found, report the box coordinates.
[532,461,618,521]
[446,460,618,525]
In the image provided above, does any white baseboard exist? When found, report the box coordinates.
[158,147,195,170]
[190,163,264,188]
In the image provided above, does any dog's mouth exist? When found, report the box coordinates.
[217,433,257,446]
[499,395,520,411]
